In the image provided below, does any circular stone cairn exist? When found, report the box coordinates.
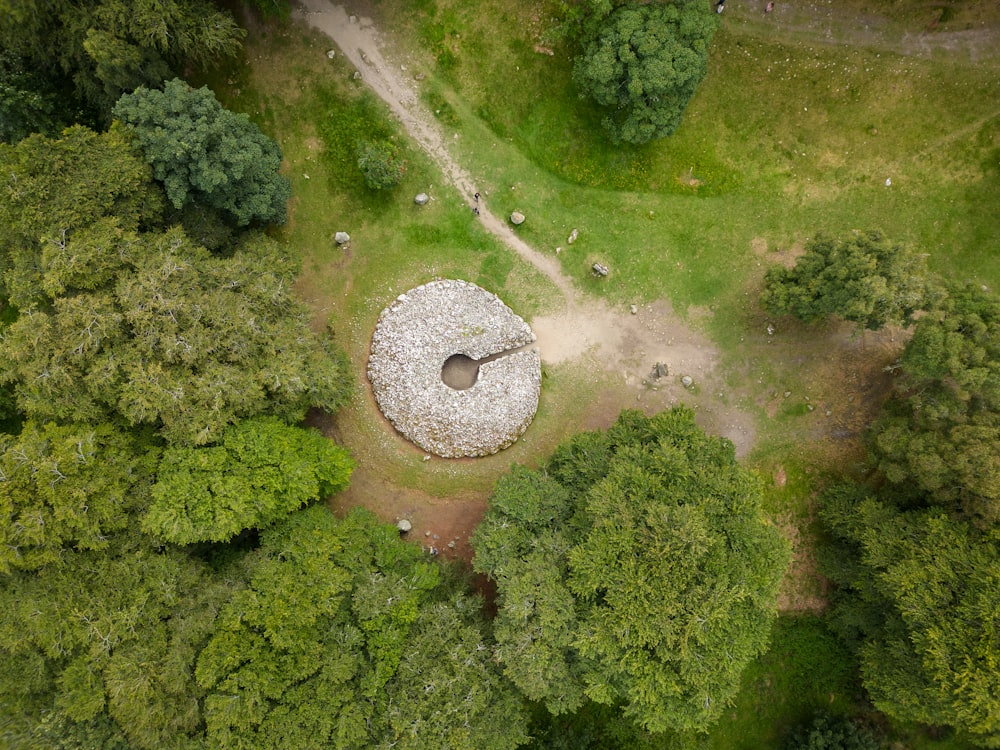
[368,280,541,458]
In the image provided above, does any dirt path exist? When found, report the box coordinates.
[295,0,745,455]
[296,0,575,306]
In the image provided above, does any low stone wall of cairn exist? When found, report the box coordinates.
[367,279,541,458]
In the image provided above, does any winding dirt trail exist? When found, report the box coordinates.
[295,0,756,460]
[296,0,575,306]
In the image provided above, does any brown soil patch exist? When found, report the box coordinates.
[775,511,829,613]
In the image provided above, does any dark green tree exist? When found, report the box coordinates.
[572,0,718,144]
[822,487,1000,747]
[868,283,1000,527]
[785,712,880,750]
[114,79,291,226]
[0,0,243,117]
[143,417,353,545]
[761,230,930,330]
[196,505,530,750]
[472,408,789,735]
[0,50,63,143]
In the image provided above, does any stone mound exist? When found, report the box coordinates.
[368,280,541,458]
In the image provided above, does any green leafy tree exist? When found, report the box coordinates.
[0,421,158,573]
[472,408,789,735]
[869,283,1000,527]
[761,230,930,330]
[0,225,351,445]
[572,1,718,144]
[822,487,1000,748]
[356,139,406,190]
[0,0,243,116]
[196,505,529,749]
[114,79,291,226]
[0,533,236,750]
[143,417,353,544]
[0,125,164,304]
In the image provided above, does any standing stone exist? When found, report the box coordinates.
[397,519,412,533]
[568,228,579,243]
[510,211,525,225]
[335,231,351,244]
[681,375,694,388]
[326,49,336,59]
[414,193,429,205]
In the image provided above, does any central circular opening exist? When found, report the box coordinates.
[441,353,479,390]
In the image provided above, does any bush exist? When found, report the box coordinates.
[785,713,880,750]
[356,139,406,189]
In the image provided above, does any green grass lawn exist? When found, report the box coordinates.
[199,1,999,746]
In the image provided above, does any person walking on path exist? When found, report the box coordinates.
[474,192,480,202]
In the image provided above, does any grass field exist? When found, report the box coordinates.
[201,0,1000,745]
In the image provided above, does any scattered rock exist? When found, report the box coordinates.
[397,519,412,533]
[422,455,431,461]
[432,534,439,540]
[326,49,336,59]
[334,231,351,245]
[592,263,609,277]
[681,375,694,388]
[885,177,892,186]
[414,72,425,81]
[349,14,357,23]
[774,467,787,487]
[630,304,638,315]
[568,228,579,244]
[510,211,525,225]
[766,323,775,335]
[425,530,431,537]
[353,70,362,80]
[414,193,429,205]
[447,540,456,549]
[784,391,792,398]
[533,44,555,56]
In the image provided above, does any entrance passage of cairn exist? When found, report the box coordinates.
[367,280,541,458]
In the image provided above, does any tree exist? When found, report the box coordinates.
[572,1,718,144]
[0,225,351,445]
[0,125,164,305]
[0,421,158,573]
[196,505,529,749]
[0,0,243,117]
[761,230,930,330]
[472,408,789,735]
[114,79,291,226]
[821,487,1000,748]
[143,417,353,545]
[0,50,63,143]
[785,712,880,750]
[868,283,1000,527]
[0,532,236,750]
[356,139,406,190]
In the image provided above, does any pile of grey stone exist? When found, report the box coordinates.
[368,280,541,457]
